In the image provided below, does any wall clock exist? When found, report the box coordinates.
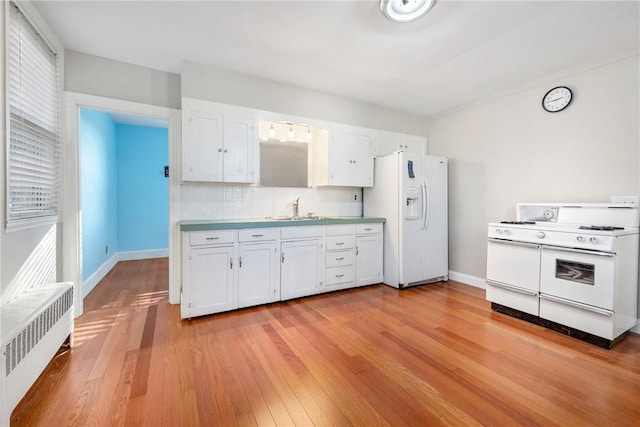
[542,86,573,113]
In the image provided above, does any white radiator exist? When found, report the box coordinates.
[1,283,74,426]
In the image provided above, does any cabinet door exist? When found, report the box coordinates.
[327,132,353,186]
[355,234,383,286]
[328,131,373,187]
[281,239,324,300]
[349,133,374,187]
[238,243,280,308]
[183,109,224,182]
[401,135,426,157]
[224,116,255,183]
[184,246,235,317]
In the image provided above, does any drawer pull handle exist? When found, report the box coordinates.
[206,237,219,240]
[251,234,264,238]
[336,242,344,246]
[364,228,372,231]
[336,274,344,278]
[336,257,344,261]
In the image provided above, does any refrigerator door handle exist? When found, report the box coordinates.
[421,178,429,229]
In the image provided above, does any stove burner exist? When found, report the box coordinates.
[500,221,536,225]
[578,225,624,231]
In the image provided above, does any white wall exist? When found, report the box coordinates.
[426,56,639,296]
[65,50,181,109]
[181,61,426,135]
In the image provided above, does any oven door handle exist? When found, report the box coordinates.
[543,246,615,257]
[488,238,541,249]
[540,294,613,317]
[486,280,539,297]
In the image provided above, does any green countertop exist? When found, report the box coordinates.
[180,217,385,231]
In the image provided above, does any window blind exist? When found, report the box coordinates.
[7,1,61,225]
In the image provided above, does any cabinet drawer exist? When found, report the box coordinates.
[280,226,323,239]
[326,265,354,285]
[326,250,354,267]
[238,228,279,242]
[326,224,355,236]
[189,230,236,246]
[327,235,355,251]
[356,223,382,234]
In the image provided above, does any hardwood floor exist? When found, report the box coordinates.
[11,258,640,426]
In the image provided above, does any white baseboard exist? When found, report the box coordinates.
[448,270,486,289]
[82,249,168,298]
[82,254,118,298]
[118,249,169,261]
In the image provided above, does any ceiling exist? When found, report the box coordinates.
[33,1,640,118]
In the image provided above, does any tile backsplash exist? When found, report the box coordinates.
[181,183,362,220]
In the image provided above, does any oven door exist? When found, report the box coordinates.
[540,246,615,310]
[486,239,540,315]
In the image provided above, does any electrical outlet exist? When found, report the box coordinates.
[611,196,639,205]
[353,190,360,201]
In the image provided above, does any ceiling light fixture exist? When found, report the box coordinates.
[380,0,437,23]
[268,122,275,137]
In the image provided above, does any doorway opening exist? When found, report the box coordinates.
[78,108,170,299]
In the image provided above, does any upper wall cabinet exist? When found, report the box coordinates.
[182,97,257,183]
[374,131,426,158]
[310,129,374,188]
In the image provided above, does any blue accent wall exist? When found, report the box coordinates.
[80,109,169,285]
[80,109,118,282]
[116,124,169,252]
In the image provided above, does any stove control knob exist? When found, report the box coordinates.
[536,231,545,239]
[589,236,598,244]
[503,229,511,235]
[495,228,503,235]
[577,236,585,242]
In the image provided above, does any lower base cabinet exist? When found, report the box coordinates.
[280,239,324,300]
[238,242,280,308]
[355,234,383,286]
[182,221,383,318]
[182,245,235,319]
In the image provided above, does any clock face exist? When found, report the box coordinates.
[542,86,572,112]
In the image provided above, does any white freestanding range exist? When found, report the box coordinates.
[486,202,639,348]
[364,152,448,288]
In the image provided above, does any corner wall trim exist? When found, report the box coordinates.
[82,254,119,298]
[449,270,486,289]
[81,249,168,298]
[118,249,169,261]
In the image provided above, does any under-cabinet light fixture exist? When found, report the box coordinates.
[268,122,276,137]
[288,124,295,139]
[306,126,312,140]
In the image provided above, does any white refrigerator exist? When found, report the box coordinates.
[364,152,448,288]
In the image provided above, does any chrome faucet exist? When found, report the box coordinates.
[293,197,300,218]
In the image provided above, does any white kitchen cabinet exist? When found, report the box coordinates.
[182,97,256,183]
[374,131,425,158]
[311,129,374,187]
[355,234,383,286]
[238,242,280,308]
[182,245,236,318]
[325,226,356,292]
[280,239,324,300]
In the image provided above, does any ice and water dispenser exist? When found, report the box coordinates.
[405,160,420,220]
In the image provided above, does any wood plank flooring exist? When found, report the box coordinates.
[11,257,640,426]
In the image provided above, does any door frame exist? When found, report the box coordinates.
[63,92,181,316]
